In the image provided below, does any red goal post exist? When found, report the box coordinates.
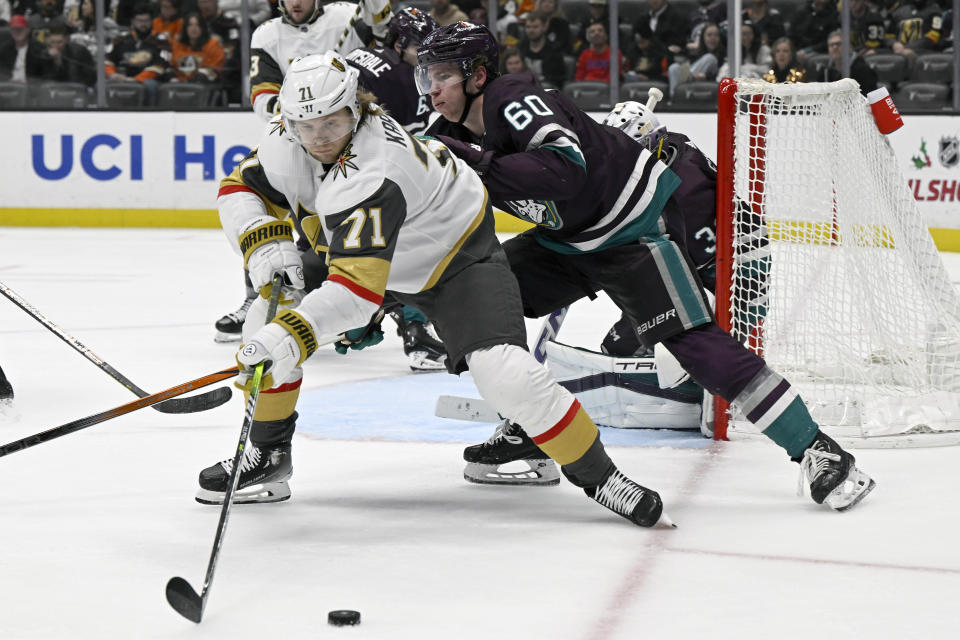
[713,77,960,448]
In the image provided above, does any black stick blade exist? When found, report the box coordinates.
[166,576,204,623]
[153,386,233,414]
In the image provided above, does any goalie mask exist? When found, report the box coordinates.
[603,101,667,155]
[278,0,323,26]
[280,53,362,150]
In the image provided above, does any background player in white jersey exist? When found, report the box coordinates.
[198,52,673,529]
[249,0,393,122]
[417,22,875,513]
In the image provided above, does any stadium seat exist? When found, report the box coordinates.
[31,82,89,109]
[616,2,644,26]
[563,54,577,82]
[0,81,28,108]
[157,83,210,108]
[106,82,145,107]
[620,80,669,102]
[804,53,832,81]
[864,52,909,86]
[910,52,954,84]
[562,80,615,111]
[669,81,718,110]
[892,82,950,113]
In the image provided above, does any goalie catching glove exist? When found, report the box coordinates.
[238,215,305,301]
[236,309,318,391]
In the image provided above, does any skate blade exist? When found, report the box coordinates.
[825,467,877,512]
[214,331,242,343]
[195,481,291,505]
[407,350,447,372]
[463,460,561,486]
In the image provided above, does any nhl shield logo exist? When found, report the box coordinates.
[939,136,959,168]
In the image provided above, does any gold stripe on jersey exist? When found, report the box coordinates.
[239,219,295,266]
[251,81,281,101]
[423,190,489,291]
[273,310,319,365]
[327,256,390,301]
[531,401,599,465]
[372,6,391,23]
[300,214,324,248]
[220,158,290,220]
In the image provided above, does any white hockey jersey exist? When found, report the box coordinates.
[249,3,367,121]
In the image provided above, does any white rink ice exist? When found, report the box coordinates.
[1,228,958,640]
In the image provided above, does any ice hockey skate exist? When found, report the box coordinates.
[196,443,292,504]
[796,431,876,512]
[463,420,560,486]
[585,469,673,528]
[213,294,256,343]
[392,311,448,371]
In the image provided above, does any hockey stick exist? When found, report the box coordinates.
[0,367,239,458]
[532,306,569,363]
[0,280,232,414]
[166,275,284,624]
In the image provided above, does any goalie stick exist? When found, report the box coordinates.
[0,366,240,458]
[435,306,570,422]
[0,280,232,414]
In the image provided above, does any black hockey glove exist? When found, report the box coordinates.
[434,135,495,178]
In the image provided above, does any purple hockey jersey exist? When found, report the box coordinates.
[428,72,680,253]
[346,46,433,134]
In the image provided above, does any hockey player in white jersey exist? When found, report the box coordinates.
[198,52,674,529]
[249,0,394,122]
[214,0,392,342]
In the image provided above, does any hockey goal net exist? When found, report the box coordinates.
[714,77,960,448]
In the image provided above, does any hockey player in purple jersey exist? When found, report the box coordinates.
[417,21,876,513]
[346,7,438,136]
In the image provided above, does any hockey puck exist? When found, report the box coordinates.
[328,610,361,626]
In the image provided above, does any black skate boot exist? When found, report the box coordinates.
[214,294,256,343]
[463,420,560,486]
[196,442,292,505]
[795,431,876,512]
[584,469,673,528]
[391,310,447,371]
[0,365,12,404]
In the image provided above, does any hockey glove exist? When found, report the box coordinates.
[238,215,305,300]
[434,135,495,178]
[236,310,318,391]
[361,0,393,40]
[334,322,385,354]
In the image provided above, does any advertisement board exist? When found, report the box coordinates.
[1,110,958,247]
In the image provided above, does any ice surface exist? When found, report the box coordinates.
[0,229,958,639]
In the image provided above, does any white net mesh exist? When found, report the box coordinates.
[720,79,960,447]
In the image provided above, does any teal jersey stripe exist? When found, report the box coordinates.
[541,141,587,168]
[533,166,681,255]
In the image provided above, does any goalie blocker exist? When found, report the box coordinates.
[462,340,710,486]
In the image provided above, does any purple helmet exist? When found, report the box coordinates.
[416,21,499,86]
[386,7,439,51]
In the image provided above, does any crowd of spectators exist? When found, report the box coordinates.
[0,0,956,110]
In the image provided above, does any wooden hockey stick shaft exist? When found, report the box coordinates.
[0,280,232,414]
[0,367,240,459]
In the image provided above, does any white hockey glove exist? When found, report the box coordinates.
[361,0,392,40]
[236,310,319,391]
[238,215,305,300]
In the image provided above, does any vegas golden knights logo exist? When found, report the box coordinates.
[331,57,346,72]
